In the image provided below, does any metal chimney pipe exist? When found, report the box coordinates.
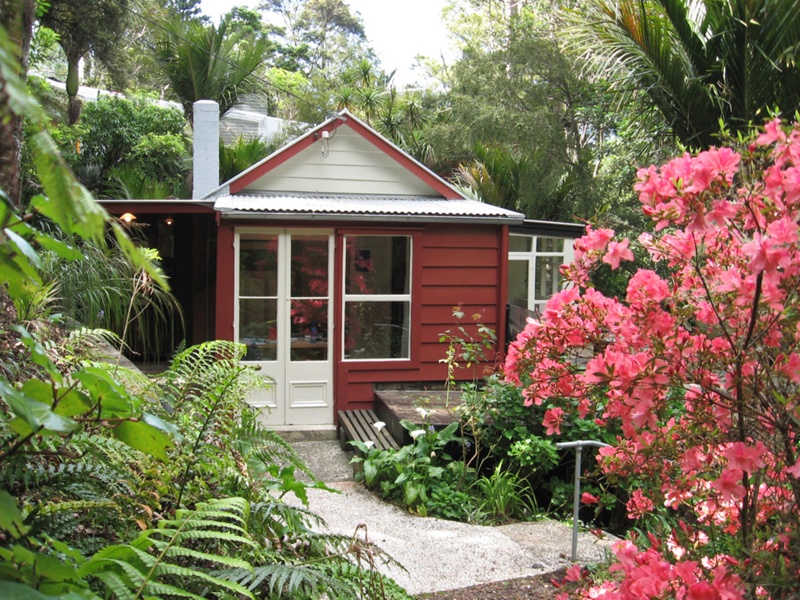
[192,100,220,199]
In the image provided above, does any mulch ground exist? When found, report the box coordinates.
[416,569,572,600]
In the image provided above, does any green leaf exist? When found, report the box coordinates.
[142,412,182,442]
[74,367,139,417]
[429,466,445,478]
[0,491,28,538]
[113,421,173,461]
[5,228,42,270]
[0,582,58,599]
[0,379,79,434]
[13,326,61,382]
[34,231,82,261]
[30,132,107,243]
[0,27,46,122]
[347,439,370,453]
[0,239,42,302]
[111,222,169,291]
[363,459,378,485]
[52,389,93,418]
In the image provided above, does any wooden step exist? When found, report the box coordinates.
[337,409,400,455]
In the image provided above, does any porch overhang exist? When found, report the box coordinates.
[99,199,216,214]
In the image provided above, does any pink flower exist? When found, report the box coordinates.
[626,269,669,304]
[602,239,634,269]
[581,492,599,505]
[687,581,719,600]
[542,407,565,436]
[724,442,766,473]
[785,462,800,478]
[564,564,584,582]
[697,146,741,183]
[756,118,786,146]
[581,226,615,251]
[626,490,654,520]
[712,468,746,502]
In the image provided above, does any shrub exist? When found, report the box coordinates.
[351,418,478,519]
[504,120,800,597]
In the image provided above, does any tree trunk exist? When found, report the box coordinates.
[0,0,35,208]
[66,54,82,125]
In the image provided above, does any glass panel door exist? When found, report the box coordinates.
[290,235,329,362]
[237,230,334,427]
[238,234,278,361]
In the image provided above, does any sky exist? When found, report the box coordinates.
[199,0,453,86]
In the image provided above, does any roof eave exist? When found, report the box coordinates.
[217,210,525,226]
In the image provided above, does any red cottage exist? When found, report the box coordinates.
[101,102,582,431]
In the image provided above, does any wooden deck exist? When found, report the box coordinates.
[374,389,463,446]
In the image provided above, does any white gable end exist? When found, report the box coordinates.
[239,127,442,197]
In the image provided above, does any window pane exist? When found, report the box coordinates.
[508,260,529,308]
[345,236,410,295]
[536,237,564,253]
[509,235,532,252]
[345,301,410,359]
[240,235,278,297]
[239,299,277,361]
[291,235,328,297]
[534,256,562,301]
[290,299,327,361]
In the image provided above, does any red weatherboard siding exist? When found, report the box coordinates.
[337,223,507,410]
[215,224,235,342]
[214,218,508,414]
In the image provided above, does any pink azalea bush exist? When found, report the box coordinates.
[505,120,800,598]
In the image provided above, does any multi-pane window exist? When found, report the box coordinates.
[508,234,573,314]
[343,235,411,360]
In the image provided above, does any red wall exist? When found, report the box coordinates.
[214,220,508,413]
[337,223,508,410]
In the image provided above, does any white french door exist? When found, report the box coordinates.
[235,229,334,426]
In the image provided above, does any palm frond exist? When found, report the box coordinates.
[565,0,800,146]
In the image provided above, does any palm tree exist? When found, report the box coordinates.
[153,16,272,123]
[39,0,129,125]
[568,0,800,147]
[456,144,527,212]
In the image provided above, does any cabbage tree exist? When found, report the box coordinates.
[568,0,800,147]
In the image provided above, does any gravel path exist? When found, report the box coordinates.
[287,441,617,596]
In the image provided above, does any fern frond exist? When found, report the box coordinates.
[134,580,205,599]
[159,545,252,570]
[146,561,253,598]
[250,499,326,540]
[23,499,118,520]
[221,563,358,600]
[81,497,257,600]
[153,528,255,547]
[234,416,315,481]
[91,569,138,600]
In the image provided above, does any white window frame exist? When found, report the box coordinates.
[342,234,412,362]
[508,234,574,314]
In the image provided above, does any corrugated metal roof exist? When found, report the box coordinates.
[214,194,525,223]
